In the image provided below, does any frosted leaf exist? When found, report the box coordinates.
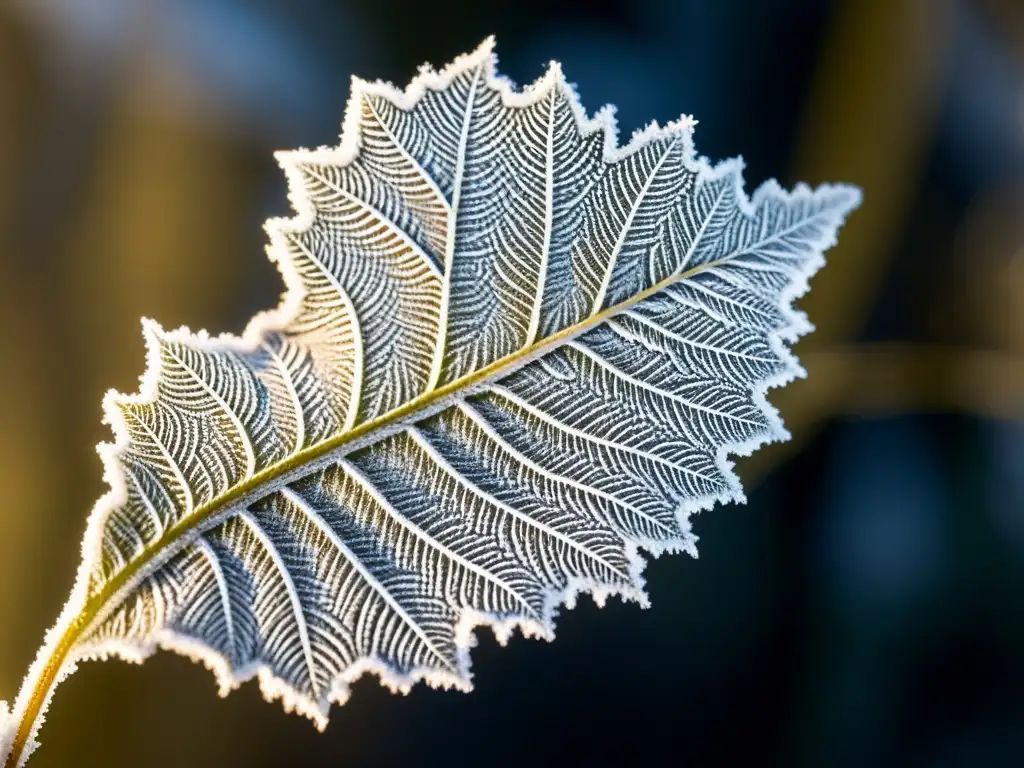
[1,37,860,765]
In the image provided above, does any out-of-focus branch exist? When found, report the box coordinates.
[741,343,1024,485]
[0,10,58,702]
[753,0,957,484]
[792,0,953,348]
[803,344,1024,419]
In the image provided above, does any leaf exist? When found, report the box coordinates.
[1,37,860,766]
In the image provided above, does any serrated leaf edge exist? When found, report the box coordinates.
[0,37,862,765]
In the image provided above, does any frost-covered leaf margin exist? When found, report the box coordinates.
[1,37,861,767]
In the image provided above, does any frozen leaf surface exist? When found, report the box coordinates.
[1,37,860,766]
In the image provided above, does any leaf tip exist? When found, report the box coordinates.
[139,315,162,339]
[834,182,864,215]
[476,34,497,55]
[272,148,300,170]
[670,114,698,133]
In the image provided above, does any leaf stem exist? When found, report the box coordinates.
[4,617,84,767]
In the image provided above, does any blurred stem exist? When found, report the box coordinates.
[0,9,65,710]
[741,342,1024,483]
[761,0,955,479]
[792,0,953,346]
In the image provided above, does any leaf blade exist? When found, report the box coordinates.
[2,39,860,766]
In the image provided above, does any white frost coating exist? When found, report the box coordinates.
[0,702,11,760]
[2,36,861,766]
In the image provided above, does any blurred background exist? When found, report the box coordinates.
[0,0,1021,766]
